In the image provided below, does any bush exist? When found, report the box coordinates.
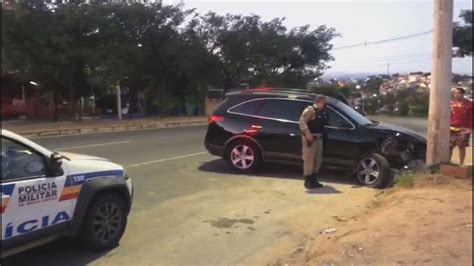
[408,105,428,117]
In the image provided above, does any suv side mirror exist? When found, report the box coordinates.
[48,152,64,176]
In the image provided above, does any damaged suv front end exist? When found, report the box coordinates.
[374,122,427,170]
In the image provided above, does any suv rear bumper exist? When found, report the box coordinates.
[205,143,224,157]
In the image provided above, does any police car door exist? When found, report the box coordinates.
[1,137,72,249]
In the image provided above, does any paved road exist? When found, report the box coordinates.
[34,127,211,206]
[2,117,429,265]
[369,115,428,135]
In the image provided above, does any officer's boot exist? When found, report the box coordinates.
[304,175,317,189]
[311,174,324,188]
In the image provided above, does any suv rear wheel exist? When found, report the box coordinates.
[226,139,262,173]
[80,193,128,251]
[355,153,392,188]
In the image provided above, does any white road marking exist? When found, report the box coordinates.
[126,151,208,168]
[57,141,133,150]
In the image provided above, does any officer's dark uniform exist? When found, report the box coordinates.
[299,104,329,188]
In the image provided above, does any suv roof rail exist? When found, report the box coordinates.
[225,87,318,97]
[252,87,312,92]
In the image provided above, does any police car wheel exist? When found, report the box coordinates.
[80,193,127,251]
[226,139,262,173]
[355,153,391,188]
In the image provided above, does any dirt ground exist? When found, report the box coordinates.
[266,175,473,266]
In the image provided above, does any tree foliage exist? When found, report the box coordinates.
[453,10,473,57]
[2,1,337,119]
[195,13,337,90]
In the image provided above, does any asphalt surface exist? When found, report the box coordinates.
[34,127,211,206]
[2,117,428,265]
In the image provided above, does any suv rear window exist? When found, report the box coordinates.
[259,99,310,122]
[229,98,312,122]
[228,99,264,116]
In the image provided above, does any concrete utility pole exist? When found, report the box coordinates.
[426,0,453,166]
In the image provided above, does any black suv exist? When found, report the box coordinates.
[204,88,426,188]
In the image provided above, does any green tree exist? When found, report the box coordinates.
[131,4,211,115]
[3,1,112,120]
[2,1,338,119]
[364,76,384,94]
[453,10,472,57]
[196,12,337,91]
[3,1,73,121]
[382,93,396,105]
[3,2,199,118]
[270,25,336,88]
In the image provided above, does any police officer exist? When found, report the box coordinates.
[299,95,329,189]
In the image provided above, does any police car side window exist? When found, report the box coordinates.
[1,137,47,182]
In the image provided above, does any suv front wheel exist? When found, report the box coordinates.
[226,139,262,173]
[355,153,392,188]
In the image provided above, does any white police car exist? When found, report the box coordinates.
[1,129,133,258]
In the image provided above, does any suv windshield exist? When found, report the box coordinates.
[335,101,372,126]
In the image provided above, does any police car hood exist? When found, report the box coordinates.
[59,152,111,162]
[60,152,124,174]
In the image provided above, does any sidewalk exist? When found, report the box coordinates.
[2,116,208,138]
[451,146,473,166]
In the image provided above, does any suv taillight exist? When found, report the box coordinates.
[209,115,224,124]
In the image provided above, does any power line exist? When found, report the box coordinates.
[360,52,432,63]
[344,53,432,64]
[388,58,432,65]
[333,30,433,50]
[330,58,432,71]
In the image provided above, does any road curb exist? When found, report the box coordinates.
[9,120,208,138]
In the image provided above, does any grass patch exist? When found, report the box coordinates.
[394,171,468,189]
[394,172,416,187]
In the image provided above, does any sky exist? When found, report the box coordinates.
[166,0,473,76]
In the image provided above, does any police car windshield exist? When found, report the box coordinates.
[334,101,373,126]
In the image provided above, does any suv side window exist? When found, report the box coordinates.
[258,99,310,122]
[228,99,264,116]
[1,137,47,182]
[326,107,352,128]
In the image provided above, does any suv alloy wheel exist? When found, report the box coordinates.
[226,139,262,173]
